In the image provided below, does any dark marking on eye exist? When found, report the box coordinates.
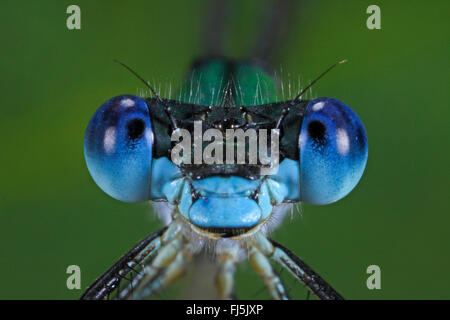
[127,118,145,140]
[307,120,326,147]
[356,126,366,150]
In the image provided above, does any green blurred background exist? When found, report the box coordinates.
[0,0,448,299]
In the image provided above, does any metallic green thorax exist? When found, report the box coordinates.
[179,59,277,107]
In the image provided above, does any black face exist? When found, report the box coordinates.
[146,98,309,179]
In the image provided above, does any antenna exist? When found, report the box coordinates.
[275,59,347,129]
[113,59,178,130]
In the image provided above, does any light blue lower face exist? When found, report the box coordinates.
[186,176,294,229]
[189,177,263,229]
[152,165,292,229]
[189,197,261,228]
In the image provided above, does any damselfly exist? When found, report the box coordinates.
[81,0,368,300]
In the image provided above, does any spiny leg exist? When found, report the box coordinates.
[81,226,168,300]
[119,237,180,299]
[247,245,289,300]
[115,220,185,299]
[250,234,344,300]
[215,243,240,300]
[127,239,195,299]
[270,240,344,300]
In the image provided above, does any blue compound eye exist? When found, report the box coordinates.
[84,95,154,202]
[299,98,368,205]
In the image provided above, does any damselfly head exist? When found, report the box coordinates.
[84,59,367,238]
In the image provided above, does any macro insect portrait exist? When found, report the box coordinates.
[81,3,368,299]
[1,0,448,308]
